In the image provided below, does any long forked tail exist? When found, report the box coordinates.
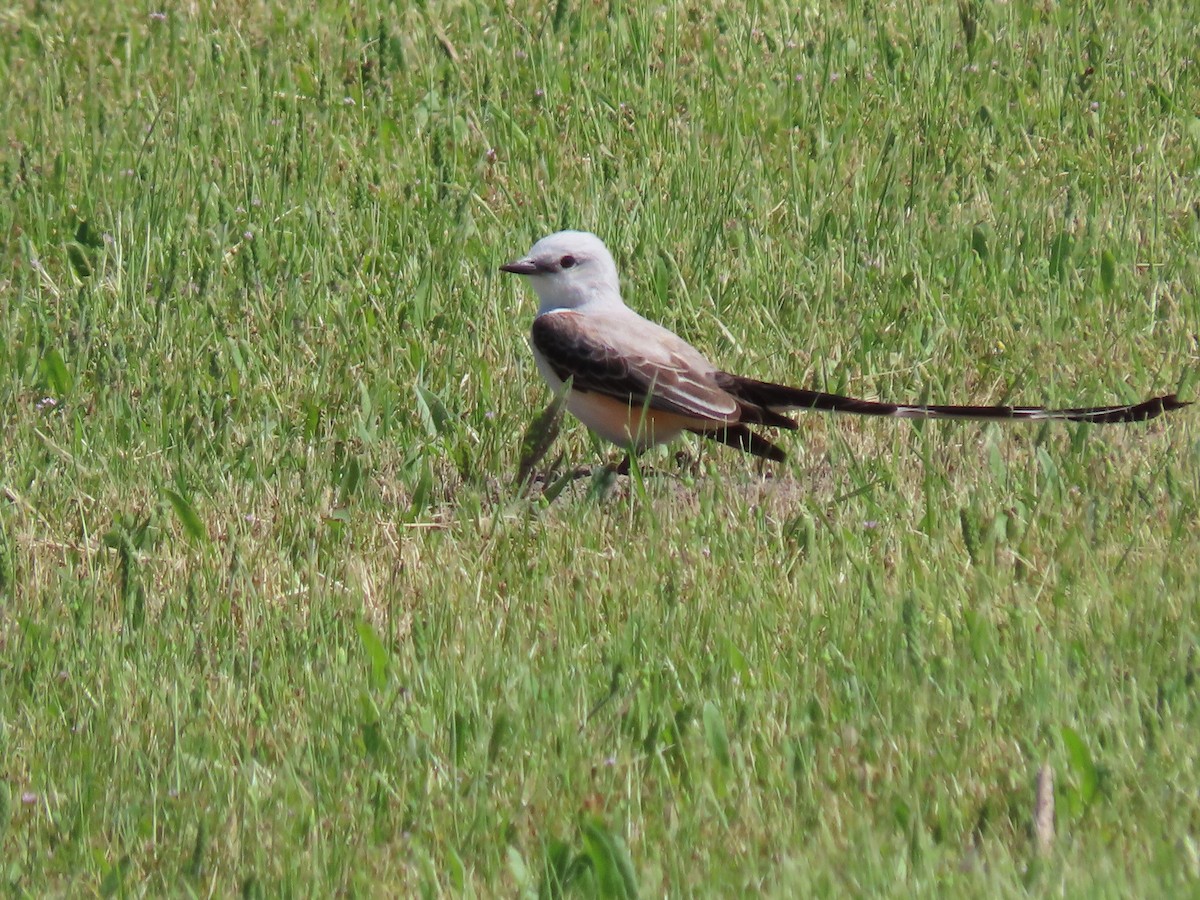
[716,373,1191,425]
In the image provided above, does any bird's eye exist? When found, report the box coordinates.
[559,255,577,269]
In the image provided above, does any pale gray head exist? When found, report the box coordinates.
[500,230,623,313]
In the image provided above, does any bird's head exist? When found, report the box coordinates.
[500,230,622,314]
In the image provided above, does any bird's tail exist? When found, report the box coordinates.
[715,373,1189,425]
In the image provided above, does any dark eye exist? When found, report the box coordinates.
[559,255,577,269]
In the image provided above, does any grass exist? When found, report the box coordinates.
[1,0,1198,895]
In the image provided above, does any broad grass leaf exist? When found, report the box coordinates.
[446,846,466,892]
[39,348,73,396]
[163,490,207,544]
[99,855,131,898]
[970,224,989,266]
[581,818,637,900]
[408,457,434,514]
[1036,447,1059,497]
[303,399,322,442]
[449,711,472,765]
[356,619,389,692]
[1100,249,1116,293]
[415,383,451,438]
[67,244,93,278]
[506,845,535,896]
[488,711,512,764]
[540,838,587,898]
[1049,231,1073,280]
[359,692,384,757]
[378,116,402,155]
[702,700,731,768]
[337,454,363,503]
[409,266,433,328]
[73,219,105,249]
[1061,726,1099,808]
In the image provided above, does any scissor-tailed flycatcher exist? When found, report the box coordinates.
[501,230,1188,463]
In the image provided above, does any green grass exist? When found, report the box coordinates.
[2,0,1199,895]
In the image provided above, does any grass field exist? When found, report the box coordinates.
[2,0,1199,895]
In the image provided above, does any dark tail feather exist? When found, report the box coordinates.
[692,425,786,462]
[716,373,1190,425]
[1025,394,1190,423]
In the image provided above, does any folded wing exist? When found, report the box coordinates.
[531,310,741,423]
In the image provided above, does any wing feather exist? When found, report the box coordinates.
[531,311,739,422]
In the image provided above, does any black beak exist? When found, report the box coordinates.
[500,258,540,275]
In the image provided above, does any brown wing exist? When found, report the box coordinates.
[531,311,740,422]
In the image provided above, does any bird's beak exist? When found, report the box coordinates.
[500,257,539,275]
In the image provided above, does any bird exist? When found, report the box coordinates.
[500,230,1188,464]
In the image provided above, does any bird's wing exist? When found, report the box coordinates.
[531,310,739,422]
